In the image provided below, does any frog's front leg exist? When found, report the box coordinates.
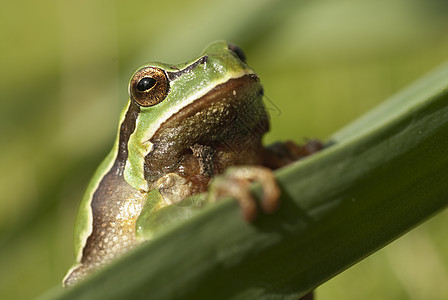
[204,140,323,221]
[207,140,324,221]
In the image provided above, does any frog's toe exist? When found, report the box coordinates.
[210,175,257,221]
[209,166,280,221]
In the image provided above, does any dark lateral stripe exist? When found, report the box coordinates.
[115,101,140,172]
[167,56,208,81]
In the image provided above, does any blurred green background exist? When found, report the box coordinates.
[1,0,447,299]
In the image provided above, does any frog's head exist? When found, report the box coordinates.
[122,41,269,191]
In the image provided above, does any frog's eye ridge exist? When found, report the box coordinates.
[228,43,247,63]
[130,67,169,107]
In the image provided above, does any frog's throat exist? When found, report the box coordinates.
[144,74,266,183]
[124,71,258,192]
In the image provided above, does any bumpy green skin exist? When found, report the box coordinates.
[63,41,267,287]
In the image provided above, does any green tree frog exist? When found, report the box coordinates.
[63,41,321,287]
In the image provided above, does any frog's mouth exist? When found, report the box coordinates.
[144,74,269,181]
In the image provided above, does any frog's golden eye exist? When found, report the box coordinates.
[130,67,169,107]
[228,43,247,63]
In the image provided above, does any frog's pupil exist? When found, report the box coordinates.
[137,77,156,92]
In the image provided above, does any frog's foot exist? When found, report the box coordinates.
[209,166,280,221]
[283,139,323,159]
[154,173,194,205]
[264,139,324,169]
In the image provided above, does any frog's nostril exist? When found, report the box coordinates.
[248,74,260,83]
